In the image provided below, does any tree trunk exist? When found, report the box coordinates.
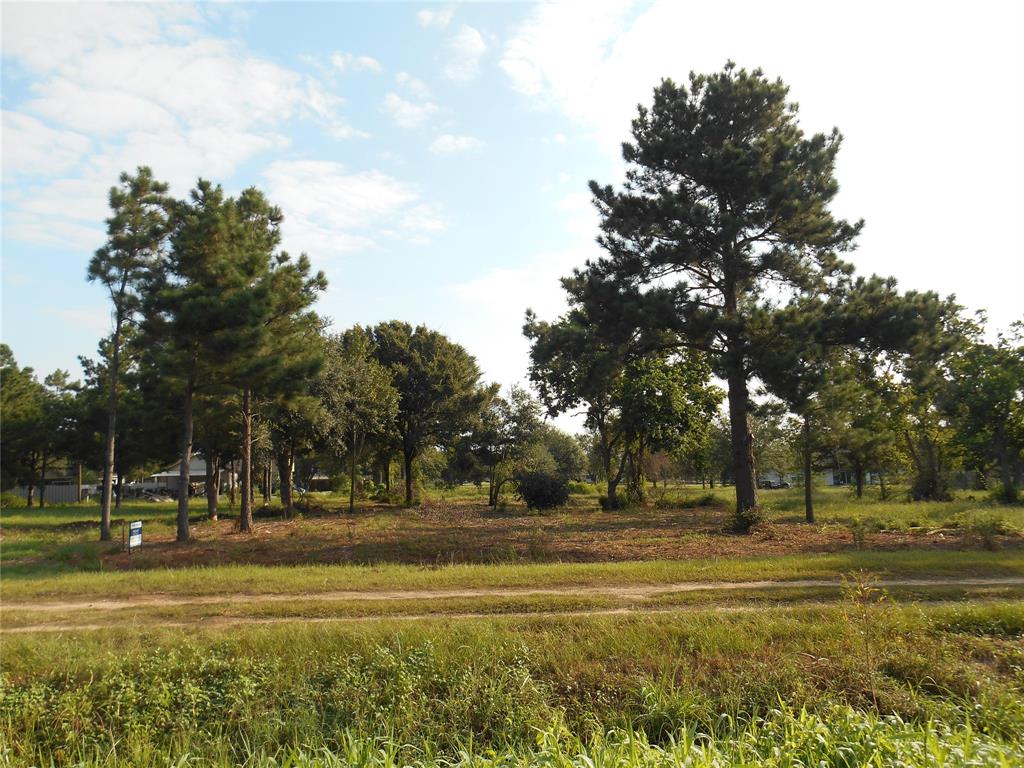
[277,449,293,518]
[115,470,123,510]
[26,484,34,507]
[879,470,888,500]
[724,351,758,529]
[38,451,48,508]
[229,460,236,506]
[262,464,271,506]
[176,377,194,543]
[403,445,415,507]
[854,461,865,499]
[349,425,358,514]
[99,318,122,541]
[996,433,1016,497]
[802,415,814,524]
[384,456,391,494]
[240,389,254,532]
[77,461,84,503]
[206,452,219,521]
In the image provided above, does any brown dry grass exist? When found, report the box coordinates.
[97,498,1021,571]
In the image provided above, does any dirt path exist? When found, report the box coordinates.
[6,584,1024,635]
[4,576,1023,615]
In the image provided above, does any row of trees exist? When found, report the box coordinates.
[2,168,626,538]
[3,65,1021,537]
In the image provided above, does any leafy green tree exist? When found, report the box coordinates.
[469,385,541,506]
[268,394,319,517]
[317,327,398,514]
[573,64,861,528]
[524,306,629,504]
[371,321,488,506]
[616,353,721,503]
[0,345,45,503]
[87,167,170,538]
[144,181,261,540]
[534,424,587,482]
[945,322,1024,501]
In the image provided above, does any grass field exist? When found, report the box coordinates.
[2,485,1022,766]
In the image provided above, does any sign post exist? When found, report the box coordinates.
[128,520,143,552]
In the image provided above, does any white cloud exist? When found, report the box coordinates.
[1,4,365,249]
[443,25,487,83]
[263,160,445,258]
[382,92,439,128]
[555,191,597,238]
[1,112,91,176]
[395,71,431,98]
[0,3,201,72]
[330,52,382,73]
[447,246,593,399]
[429,134,483,155]
[416,6,454,29]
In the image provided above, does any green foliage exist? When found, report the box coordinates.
[371,321,488,505]
[516,471,570,511]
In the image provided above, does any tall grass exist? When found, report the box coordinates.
[8,707,1021,768]
[2,604,1022,766]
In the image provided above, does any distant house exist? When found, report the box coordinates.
[132,457,233,496]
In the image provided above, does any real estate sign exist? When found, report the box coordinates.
[128,520,143,550]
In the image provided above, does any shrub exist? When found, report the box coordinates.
[0,492,26,508]
[599,492,628,510]
[567,481,596,495]
[731,506,763,533]
[516,472,569,511]
[991,484,1020,504]
[957,513,1015,550]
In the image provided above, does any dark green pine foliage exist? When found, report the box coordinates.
[371,322,488,507]
[219,189,327,533]
[578,64,862,530]
[144,181,271,541]
[87,167,170,540]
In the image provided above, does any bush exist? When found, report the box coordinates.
[516,472,569,511]
[956,513,1015,550]
[599,492,628,510]
[567,481,596,495]
[991,484,1020,504]
[0,492,26,508]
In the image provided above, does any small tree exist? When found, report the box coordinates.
[470,385,542,506]
[317,328,398,514]
[87,167,169,539]
[945,322,1024,501]
[371,322,488,506]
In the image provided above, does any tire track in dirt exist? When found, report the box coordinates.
[3,576,1022,622]
[5,591,1023,635]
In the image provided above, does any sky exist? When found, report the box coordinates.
[2,0,1023,433]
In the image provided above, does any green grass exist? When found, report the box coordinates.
[4,549,1024,602]
[2,602,1022,766]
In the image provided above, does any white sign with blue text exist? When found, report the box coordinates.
[128,520,143,550]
